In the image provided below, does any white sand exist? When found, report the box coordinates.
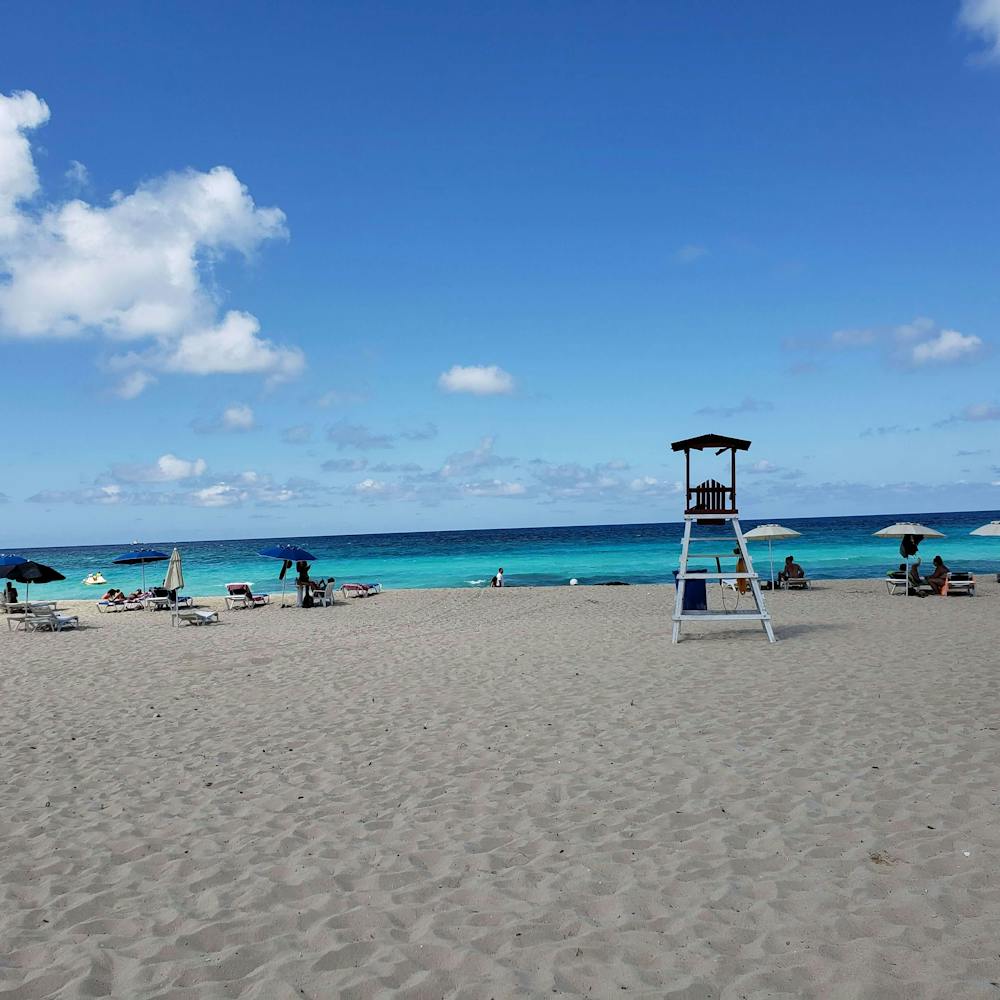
[1,581,999,998]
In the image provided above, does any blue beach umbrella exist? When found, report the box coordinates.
[258,544,318,606]
[112,548,170,590]
[0,553,28,567]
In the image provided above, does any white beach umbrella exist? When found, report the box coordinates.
[970,520,1000,537]
[743,523,802,588]
[873,522,945,596]
[163,548,184,613]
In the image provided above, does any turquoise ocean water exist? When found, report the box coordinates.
[3,509,1000,601]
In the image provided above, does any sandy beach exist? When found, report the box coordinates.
[2,581,999,999]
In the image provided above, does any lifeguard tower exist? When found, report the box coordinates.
[670,433,775,643]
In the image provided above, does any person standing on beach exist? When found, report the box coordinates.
[490,567,504,588]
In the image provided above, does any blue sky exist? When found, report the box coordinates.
[3,0,1000,547]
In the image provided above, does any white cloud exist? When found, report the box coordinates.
[159,311,303,381]
[673,244,708,263]
[222,404,255,432]
[0,90,300,389]
[355,478,388,494]
[190,483,245,507]
[112,453,207,483]
[440,436,513,478]
[65,159,89,188]
[0,91,48,239]
[115,371,157,399]
[959,0,1000,62]
[787,317,986,369]
[909,328,982,365]
[461,480,526,497]
[438,364,515,395]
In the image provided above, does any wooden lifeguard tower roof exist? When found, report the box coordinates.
[670,433,751,453]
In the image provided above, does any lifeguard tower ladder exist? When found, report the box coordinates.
[670,434,775,643]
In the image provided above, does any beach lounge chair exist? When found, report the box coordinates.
[782,577,811,590]
[225,583,270,610]
[172,608,219,626]
[97,599,127,612]
[885,571,932,596]
[944,572,975,596]
[340,583,381,598]
[9,610,80,633]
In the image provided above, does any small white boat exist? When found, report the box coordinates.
[82,572,107,586]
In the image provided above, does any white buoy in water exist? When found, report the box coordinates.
[569,578,578,586]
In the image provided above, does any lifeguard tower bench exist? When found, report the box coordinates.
[670,434,775,643]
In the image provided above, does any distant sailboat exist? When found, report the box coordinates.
[82,572,107,586]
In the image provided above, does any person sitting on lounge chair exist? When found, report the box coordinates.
[907,559,927,596]
[5,582,18,604]
[778,556,804,584]
[926,555,950,594]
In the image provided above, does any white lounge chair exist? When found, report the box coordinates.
[172,608,219,626]
[9,611,80,633]
[945,572,975,596]
[782,577,811,590]
[225,583,269,610]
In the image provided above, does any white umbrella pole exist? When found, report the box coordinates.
[769,539,775,589]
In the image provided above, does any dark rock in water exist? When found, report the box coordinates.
[600,581,630,586]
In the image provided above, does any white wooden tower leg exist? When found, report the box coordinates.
[732,517,776,643]
[672,517,692,643]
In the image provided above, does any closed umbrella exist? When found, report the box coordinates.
[258,544,317,607]
[743,523,802,588]
[873,522,945,596]
[0,560,66,606]
[112,548,170,590]
[163,548,184,614]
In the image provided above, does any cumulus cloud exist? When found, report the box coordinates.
[673,244,708,263]
[111,453,208,483]
[223,404,255,431]
[438,364,515,395]
[959,0,1000,62]
[326,420,394,451]
[908,328,982,365]
[785,317,985,369]
[0,90,300,391]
